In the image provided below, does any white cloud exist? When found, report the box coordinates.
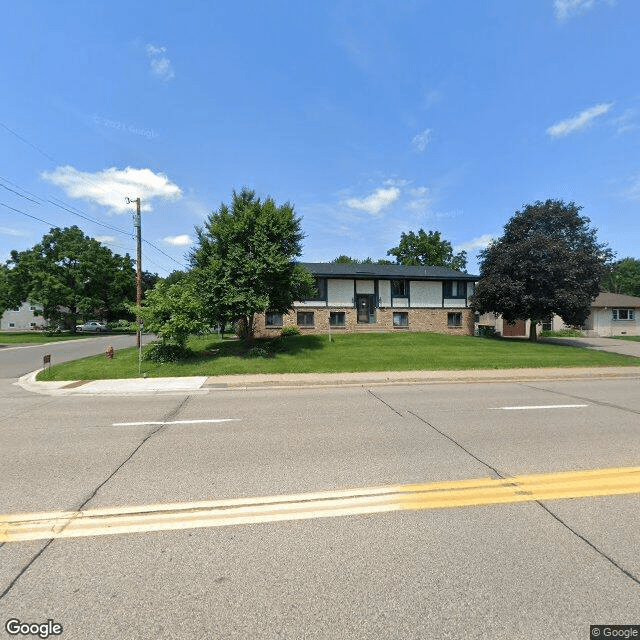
[407,186,432,212]
[383,178,410,187]
[546,102,613,138]
[612,108,639,135]
[411,128,433,152]
[0,226,27,238]
[146,44,165,56]
[622,174,640,202]
[346,187,400,215]
[146,43,175,81]
[41,166,182,214]
[162,234,193,246]
[424,89,442,109]
[94,235,115,243]
[455,234,495,252]
[554,0,613,21]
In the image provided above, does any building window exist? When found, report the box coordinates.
[265,312,283,327]
[541,317,553,331]
[9,323,15,328]
[391,279,408,298]
[393,312,409,327]
[306,277,327,301]
[329,311,345,327]
[448,312,462,327]
[297,311,314,327]
[443,281,466,298]
[612,309,635,321]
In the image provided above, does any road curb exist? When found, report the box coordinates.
[17,366,640,395]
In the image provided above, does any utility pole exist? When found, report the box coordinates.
[126,197,142,348]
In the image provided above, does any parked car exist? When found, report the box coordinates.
[77,321,111,333]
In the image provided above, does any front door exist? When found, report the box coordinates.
[356,294,374,323]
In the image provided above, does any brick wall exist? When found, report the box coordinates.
[254,307,475,337]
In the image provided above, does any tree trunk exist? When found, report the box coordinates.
[236,314,256,340]
[528,319,538,341]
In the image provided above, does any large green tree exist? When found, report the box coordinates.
[601,257,640,297]
[8,226,136,331]
[0,263,24,318]
[472,200,611,341]
[330,255,394,265]
[387,229,467,271]
[136,279,209,347]
[190,189,315,338]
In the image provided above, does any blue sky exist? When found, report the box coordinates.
[1,0,638,277]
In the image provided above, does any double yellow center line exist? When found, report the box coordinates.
[2,466,639,543]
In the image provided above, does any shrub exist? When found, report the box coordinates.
[540,328,585,337]
[476,326,497,338]
[281,326,301,337]
[247,346,270,358]
[143,342,193,363]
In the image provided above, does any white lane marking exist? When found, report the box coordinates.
[112,419,240,426]
[490,404,589,410]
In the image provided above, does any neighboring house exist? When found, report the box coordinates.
[0,302,46,330]
[581,292,640,337]
[476,313,566,338]
[478,291,640,338]
[255,262,480,338]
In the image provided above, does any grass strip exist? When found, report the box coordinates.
[36,332,639,381]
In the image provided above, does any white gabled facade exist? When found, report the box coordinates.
[0,302,45,330]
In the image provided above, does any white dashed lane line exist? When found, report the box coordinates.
[112,419,240,426]
[490,404,589,410]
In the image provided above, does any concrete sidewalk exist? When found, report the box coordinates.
[18,366,640,396]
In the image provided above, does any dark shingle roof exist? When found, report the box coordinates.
[300,262,478,280]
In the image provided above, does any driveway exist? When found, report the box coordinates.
[540,336,640,357]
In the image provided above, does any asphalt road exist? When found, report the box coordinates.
[0,333,156,379]
[0,356,639,639]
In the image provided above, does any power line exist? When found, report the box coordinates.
[0,200,172,273]
[0,173,138,244]
[48,198,134,238]
[0,175,46,203]
[0,180,42,205]
[0,201,57,227]
[0,120,130,200]
[142,238,189,269]
[0,122,57,164]
[0,173,134,239]
[0,124,190,271]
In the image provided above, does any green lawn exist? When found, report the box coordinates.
[36,332,639,381]
[0,331,134,344]
[607,336,640,342]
